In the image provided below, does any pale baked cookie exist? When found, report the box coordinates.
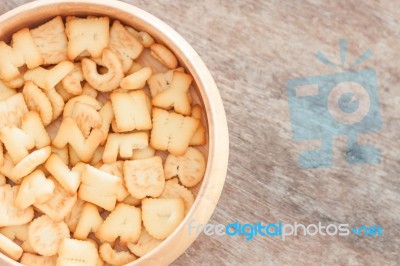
[28,215,70,256]
[189,105,207,145]
[95,203,141,244]
[65,16,109,60]
[110,90,152,132]
[0,185,34,227]
[151,71,193,115]
[109,20,143,73]
[73,202,103,240]
[150,43,178,69]
[127,227,162,257]
[123,156,165,199]
[52,117,103,163]
[45,154,83,195]
[164,147,206,187]
[57,238,99,266]
[22,81,53,125]
[103,132,148,163]
[0,93,28,129]
[0,125,34,164]
[82,49,124,92]
[0,80,16,101]
[31,16,68,65]
[33,177,77,222]
[24,61,74,92]
[99,161,130,202]
[160,178,195,214]
[20,253,57,266]
[78,165,121,211]
[141,198,184,240]
[0,233,23,260]
[99,242,137,266]
[15,169,54,209]
[21,111,51,149]
[11,146,52,183]
[150,108,199,155]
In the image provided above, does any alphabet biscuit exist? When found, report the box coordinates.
[141,198,184,240]
[65,16,109,60]
[109,20,143,73]
[123,156,165,199]
[31,16,68,65]
[150,108,199,156]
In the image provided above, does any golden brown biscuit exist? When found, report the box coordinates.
[99,242,137,265]
[120,66,152,90]
[0,42,21,81]
[189,105,207,145]
[24,61,74,92]
[78,164,121,211]
[0,154,15,183]
[31,16,68,65]
[0,93,28,129]
[125,26,155,48]
[0,125,34,164]
[62,63,84,95]
[131,146,156,160]
[11,146,52,182]
[110,90,152,132]
[53,117,103,163]
[160,178,195,214]
[21,111,51,149]
[28,215,70,256]
[22,81,53,125]
[81,82,98,98]
[65,16,109,60]
[141,198,184,240]
[82,49,124,92]
[57,238,99,266]
[98,101,113,145]
[15,169,55,209]
[109,20,143,73]
[123,156,165,199]
[127,227,162,257]
[45,87,65,121]
[71,101,103,138]
[147,68,183,97]
[164,147,206,187]
[151,71,193,115]
[20,253,57,266]
[150,43,178,69]
[0,232,23,260]
[99,161,129,202]
[12,28,44,68]
[64,198,85,233]
[103,132,148,163]
[34,177,77,222]
[0,185,34,227]
[150,108,199,155]
[63,95,102,118]
[45,154,83,195]
[0,80,16,101]
[73,202,103,240]
[95,203,141,244]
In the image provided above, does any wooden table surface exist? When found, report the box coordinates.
[2,0,400,265]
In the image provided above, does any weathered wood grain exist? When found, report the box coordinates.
[1,0,400,265]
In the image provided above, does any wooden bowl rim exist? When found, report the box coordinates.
[0,0,229,265]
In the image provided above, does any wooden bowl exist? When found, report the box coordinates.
[0,0,229,265]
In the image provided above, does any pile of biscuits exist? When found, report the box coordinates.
[0,16,207,266]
